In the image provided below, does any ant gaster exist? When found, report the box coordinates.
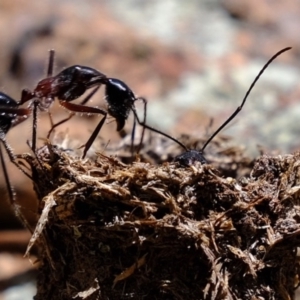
[0,92,32,230]
[0,92,32,178]
[18,50,187,159]
[172,47,291,166]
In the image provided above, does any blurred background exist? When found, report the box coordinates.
[1,0,300,298]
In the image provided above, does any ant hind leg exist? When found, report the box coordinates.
[0,132,32,179]
[0,143,33,232]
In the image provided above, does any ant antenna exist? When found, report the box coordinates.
[200,47,291,153]
[47,49,55,77]
[174,47,291,165]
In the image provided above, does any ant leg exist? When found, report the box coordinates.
[131,107,188,151]
[0,132,32,180]
[130,117,137,156]
[0,144,33,232]
[31,101,39,153]
[134,97,147,154]
[47,86,100,139]
[81,115,107,159]
[48,110,54,129]
[47,49,55,77]
[11,114,30,127]
[80,86,100,105]
[59,101,107,159]
[18,89,38,153]
[47,112,74,139]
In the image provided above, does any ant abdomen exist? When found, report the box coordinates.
[0,92,19,133]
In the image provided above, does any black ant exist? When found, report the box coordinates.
[18,50,106,154]
[18,50,187,159]
[0,92,32,178]
[171,47,291,166]
[0,92,32,230]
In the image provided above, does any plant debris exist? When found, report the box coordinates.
[23,135,300,300]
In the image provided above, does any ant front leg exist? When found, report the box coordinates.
[130,97,147,155]
[130,117,137,155]
[31,100,40,153]
[47,111,75,139]
[18,89,39,152]
[0,144,33,232]
[59,100,107,159]
[0,131,32,180]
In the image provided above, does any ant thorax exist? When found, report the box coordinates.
[38,95,55,111]
[52,66,104,101]
[33,77,56,111]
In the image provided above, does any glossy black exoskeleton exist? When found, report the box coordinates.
[0,92,32,230]
[19,50,187,158]
[39,65,105,102]
[173,47,291,166]
[19,50,107,154]
[0,92,31,176]
[105,78,135,131]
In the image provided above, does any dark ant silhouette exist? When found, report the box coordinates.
[171,47,291,166]
[18,50,187,159]
[77,76,186,158]
[0,92,32,230]
[18,50,105,154]
[0,92,32,178]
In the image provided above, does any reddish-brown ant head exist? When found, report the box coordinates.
[105,78,136,131]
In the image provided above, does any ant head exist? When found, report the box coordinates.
[106,78,135,102]
[174,150,207,166]
[0,92,18,134]
[105,78,136,131]
[174,47,292,166]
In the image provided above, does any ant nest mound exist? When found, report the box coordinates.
[25,135,300,300]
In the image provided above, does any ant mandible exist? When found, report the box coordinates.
[18,50,187,159]
[0,92,32,231]
[171,47,291,166]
